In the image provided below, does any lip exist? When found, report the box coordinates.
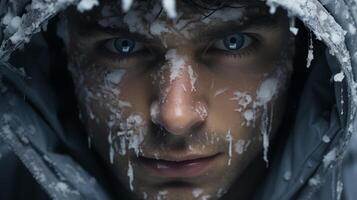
[138,153,221,178]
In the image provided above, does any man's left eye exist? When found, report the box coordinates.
[213,33,253,52]
[105,38,143,55]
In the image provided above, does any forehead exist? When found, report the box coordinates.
[68,0,274,29]
[66,0,288,46]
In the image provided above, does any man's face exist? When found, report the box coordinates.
[64,1,293,199]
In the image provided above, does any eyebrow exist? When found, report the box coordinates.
[77,2,282,42]
[192,12,282,42]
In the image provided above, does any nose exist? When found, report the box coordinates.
[150,56,207,136]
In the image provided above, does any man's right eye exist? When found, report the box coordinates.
[104,38,143,55]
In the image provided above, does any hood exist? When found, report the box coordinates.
[0,0,356,200]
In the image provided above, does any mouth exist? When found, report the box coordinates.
[137,153,221,178]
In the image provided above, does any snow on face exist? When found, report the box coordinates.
[127,160,134,191]
[156,49,198,102]
[235,139,251,155]
[192,188,204,198]
[229,58,292,165]
[226,129,233,166]
[95,1,249,42]
[161,0,177,18]
[68,58,147,164]
[255,78,279,106]
[166,49,186,83]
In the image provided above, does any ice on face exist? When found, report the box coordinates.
[150,21,170,36]
[235,139,251,155]
[150,102,160,124]
[157,190,168,200]
[256,78,279,106]
[214,88,229,97]
[105,69,126,85]
[260,104,273,167]
[231,91,252,112]
[226,130,233,166]
[243,110,255,126]
[165,49,186,83]
[187,65,197,91]
[195,102,208,121]
[123,11,147,35]
[162,0,177,18]
[127,160,134,191]
[192,188,204,198]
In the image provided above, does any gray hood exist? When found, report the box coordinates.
[0,0,356,199]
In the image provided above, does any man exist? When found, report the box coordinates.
[62,1,293,199]
[0,0,356,200]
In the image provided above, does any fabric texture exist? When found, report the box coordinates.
[0,0,356,199]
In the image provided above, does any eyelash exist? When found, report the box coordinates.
[205,33,259,59]
[100,33,259,61]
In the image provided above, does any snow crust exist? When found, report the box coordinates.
[77,0,99,13]
[226,129,233,166]
[323,148,337,168]
[121,0,133,12]
[322,135,331,143]
[127,160,134,191]
[334,71,345,82]
[284,171,292,181]
[306,34,314,68]
[192,188,204,198]
[165,49,185,83]
[235,139,251,155]
[161,0,177,18]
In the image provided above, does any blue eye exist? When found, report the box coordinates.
[114,38,136,54]
[105,38,143,55]
[213,33,253,52]
[223,33,244,50]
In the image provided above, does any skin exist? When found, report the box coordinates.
[63,1,294,199]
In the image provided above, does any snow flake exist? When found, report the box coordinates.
[226,129,233,166]
[323,148,337,168]
[308,176,321,186]
[77,0,99,13]
[284,171,291,181]
[192,188,204,198]
[322,135,331,143]
[121,0,133,12]
[334,71,345,82]
[127,160,134,191]
[162,0,177,18]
